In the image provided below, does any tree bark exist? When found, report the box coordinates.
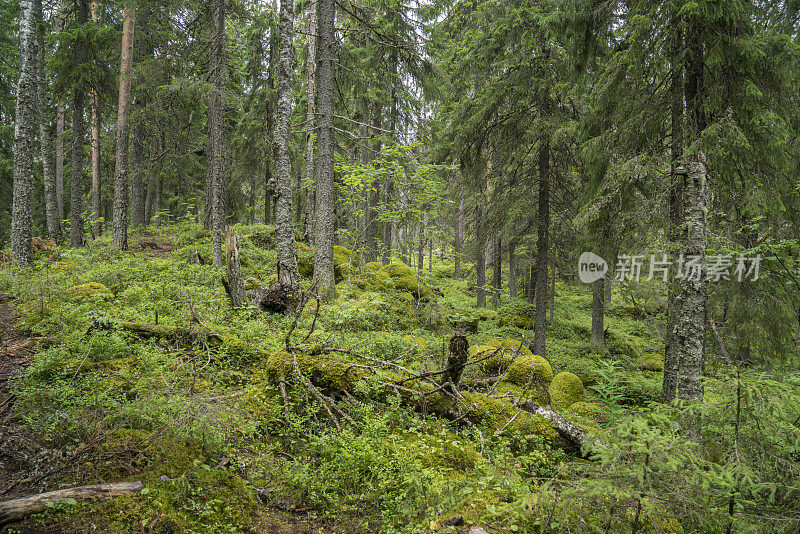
[273,0,300,287]
[0,482,143,525]
[591,277,605,351]
[89,0,102,238]
[130,104,146,229]
[69,0,89,248]
[532,138,550,357]
[224,227,244,307]
[111,3,135,250]
[11,0,37,265]
[301,0,317,242]
[492,237,502,307]
[663,18,684,403]
[475,197,486,308]
[209,0,226,266]
[312,0,337,300]
[508,241,517,299]
[34,0,60,243]
[56,102,65,233]
[454,182,463,277]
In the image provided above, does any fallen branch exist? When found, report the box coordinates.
[89,320,223,345]
[0,481,144,525]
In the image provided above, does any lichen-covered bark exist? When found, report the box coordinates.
[301,1,317,242]
[34,0,60,244]
[224,228,245,307]
[675,159,708,434]
[312,0,337,300]
[55,103,65,233]
[11,0,37,265]
[533,138,550,357]
[111,3,136,250]
[90,0,102,238]
[209,0,226,266]
[273,0,300,287]
[69,0,89,248]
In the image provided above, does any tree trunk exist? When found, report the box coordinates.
[663,19,685,403]
[11,0,37,265]
[492,237,502,307]
[454,183,463,277]
[56,102,65,234]
[508,241,517,299]
[34,0,60,243]
[209,0,226,266]
[417,221,425,273]
[111,3,135,250]
[475,197,486,308]
[224,227,244,307]
[130,102,146,228]
[301,0,317,242]
[532,138,550,357]
[69,0,89,248]
[273,0,299,287]
[442,333,469,390]
[312,0,337,300]
[89,0,102,238]
[591,278,605,351]
[0,482,143,525]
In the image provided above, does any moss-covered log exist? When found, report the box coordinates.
[90,320,223,345]
[264,350,595,450]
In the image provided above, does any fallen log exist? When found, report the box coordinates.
[0,481,143,525]
[89,320,223,345]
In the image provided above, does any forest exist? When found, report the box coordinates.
[0,0,799,532]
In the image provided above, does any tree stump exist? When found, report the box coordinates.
[442,332,469,390]
[223,227,244,307]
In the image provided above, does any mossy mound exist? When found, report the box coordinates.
[352,260,434,299]
[460,390,561,443]
[386,260,433,298]
[296,241,314,277]
[567,401,606,423]
[333,245,357,282]
[69,282,113,299]
[638,352,665,372]
[496,299,536,328]
[606,330,641,359]
[482,337,534,357]
[354,265,395,292]
[549,371,586,409]
[503,354,554,386]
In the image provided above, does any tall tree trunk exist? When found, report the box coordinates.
[454,182,463,277]
[90,0,101,238]
[273,0,299,287]
[34,0,60,243]
[56,102,65,233]
[312,0,336,300]
[301,0,317,242]
[11,0,37,265]
[475,196,486,308]
[509,242,519,300]
[663,19,684,403]
[111,3,135,250]
[209,0,226,266]
[591,278,605,351]
[492,237,502,307]
[69,0,89,248]
[532,138,550,357]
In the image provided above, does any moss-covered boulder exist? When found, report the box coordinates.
[496,299,536,328]
[606,330,642,359]
[354,264,395,292]
[483,337,535,357]
[385,260,433,299]
[638,352,665,372]
[69,282,113,299]
[503,354,554,386]
[296,241,314,277]
[333,245,357,282]
[549,371,586,409]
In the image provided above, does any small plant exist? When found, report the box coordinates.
[591,358,629,407]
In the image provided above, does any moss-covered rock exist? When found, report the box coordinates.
[496,299,536,328]
[549,371,586,409]
[296,241,314,277]
[482,337,534,357]
[503,354,554,386]
[638,352,665,372]
[69,282,113,299]
[385,260,433,298]
[333,245,357,282]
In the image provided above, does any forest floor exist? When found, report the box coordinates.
[0,222,791,533]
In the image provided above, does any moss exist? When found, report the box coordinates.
[638,352,665,372]
[567,401,606,424]
[605,330,641,360]
[483,337,534,357]
[333,245,357,282]
[460,390,561,443]
[265,350,367,391]
[549,372,586,409]
[503,354,554,386]
[296,242,314,277]
[385,260,434,299]
[247,225,276,248]
[354,264,395,292]
[496,299,536,328]
[399,431,481,471]
[68,282,113,299]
